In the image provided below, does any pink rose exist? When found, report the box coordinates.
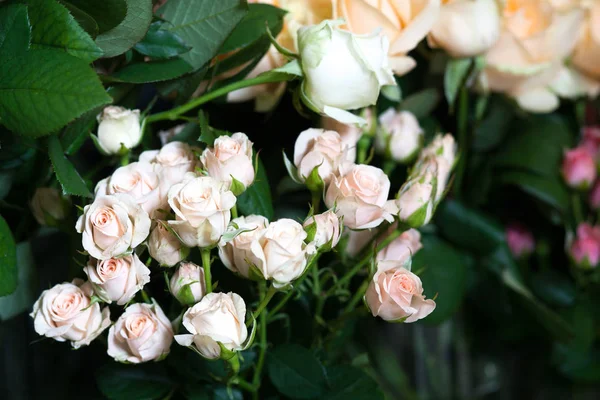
[590,180,600,209]
[581,126,600,156]
[377,229,423,262]
[570,223,600,268]
[505,223,535,259]
[562,147,596,189]
[200,133,255,190]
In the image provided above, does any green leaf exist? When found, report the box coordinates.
[472,95,513,151]
[0,49,111,137]
[96,0,153,58]
[60,109,98,155]
[0,242,36,319]
[64,0,127,34]
[112,58,194,83]
[25,0,103,62]
[48,135,92,197]
[324,366,384,400]
[60,1,99,38]
[0,4,31,54]
[0,214,17,297]
[267,344,328,399]
[219,3,286,54]
[412,235,469,324]
[159,0,248,69]
[96,363,174,400]
[444,57,471,108]
[134,21,191,59]
[530,269,576,307]
[399,88,440,118]
[497,170,569,213]
[237,157,274,220]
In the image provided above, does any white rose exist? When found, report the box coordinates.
[107,301,173,363]
[148,222,189,267]
[303,210,342,250]
[96,106,142,155]
[140,141,199,187]
[298,20,396,124]
[167,173,236,248]
[30,187,69,226]
[375,109,423,163]
[175,292,248,360]
[76,194,151,260]
[169,262,206,305]
[200,133,255,190]
[219,215,270,279]
[30,279,110,348]
[84,254,150,305]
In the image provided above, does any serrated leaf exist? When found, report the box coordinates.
[133,21,191,59]
[0,50,111,137]
[96,0,153,58]
[65,0,127,34]
[0,214,17,297]
[61,109,98,155]
[159,0,248,69]
[112,58,193,83]
[48,135,92,197]
[444,57,471,108]
[25,0,103,62]
[0,4,31,54]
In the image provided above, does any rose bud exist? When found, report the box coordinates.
[420,133,457,203]
[590,180,600,209]
[581,126,600,157]
[140,141,199,187]
[395,160,437,228]
[107,301,173,363]
[83,254,150,305]
[148,222,189,267]
[175,292,248,360]
[570,223,600,269]
[219,215,270,279]
[505,223,535,259]
[30,279,111,348]
[303,210,343,251]
[95,106,142,155]
[293,128,354,188]
[76,194,151,260]
[200,132,255,194]
[375,109,423,163]
[365,260,436,323]
[297,20,396,124]
[95,162,165,217]
[428,0,501,58]
[325,164,396,230]
[169,262,206,306]
[30,187,70,226]
[167,173,236,248]
[562,147,597,190]
[321,115,363,161]
[377,228,423,262]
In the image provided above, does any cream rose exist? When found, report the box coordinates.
[30,187,69,226]
[76,194,151,260]
[365,260,436,322]
[321,115,363,161]
[200,133,255,190]
[420,133,457,202]
[167,173,236,248]
[107,301,173,363]
[175,292,248,359]
[377,228,422,261]
[303,210,343,250]
[148,222,189,267]
[219,215,270,279]
[140,141,199,187]
[169,262,206,305]
[30,279,111,348]
[95,106,142,155]
[334,0,441,75]
[375,108,423,163]
[325,164,396,229]
[84,254,150,305]
[428,0,501,58]
[395,160,436,227]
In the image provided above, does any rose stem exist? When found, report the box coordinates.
[201,248,212,293]
[249,283,277,326]
[343,279,369,314]
[251,304,268,400]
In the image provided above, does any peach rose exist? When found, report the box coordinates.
[76,194,151,260]
[200,133,255,190]
[321,115,363,161]
[107,301,174,363]
[148,222,189,267]
[365,260,436,322]
[303,210,343,250]
[572,3,600,81]
[30,279,111,348]
[395,159,436,227]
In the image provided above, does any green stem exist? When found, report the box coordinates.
[235,378,256,392]
[231,204,238,219]
[572,193,584,226]
[201,249,213,293]
[311,190,321,214]
[249,284,277,326]
[453,86,469,199]
[344,279,369,314]
[250,287,269,399]
[141,289,151,304]
[357,136,371,164]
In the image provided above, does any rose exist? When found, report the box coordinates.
[167,173,236,248]
[175,292,248,359]
[395,159,436,228]
[428,0,501,58]
[30,279,110,348]
[590,180,600,209]
[95,106,142,154]
[76,194,151,260]
[581,125,600,156]
[95,162,165,217]
[303,210,342,250]
[480,1,584,112]
[325,164,395,229]
[219,215,270,279]
[562,147,596,189]
[107,301,173,363]
[158,124,185,146]
[377,228,422,262]
[321,114,365,161]
[572,3,600,81]
[365,260,436,323]
[169,262,206,305]
[375,109,423,163]
[293,128,354,186]
[343,228,375,257]
[30,187,69,226]
[140,141,199,187]
[333,0,441,75]
[419,133,457,202]
[84,254,150,305]
[570,223,600,268]
[148,222,189,267]
[200,133,255,191]
[505,223,535,259]
[297,20,396,124]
